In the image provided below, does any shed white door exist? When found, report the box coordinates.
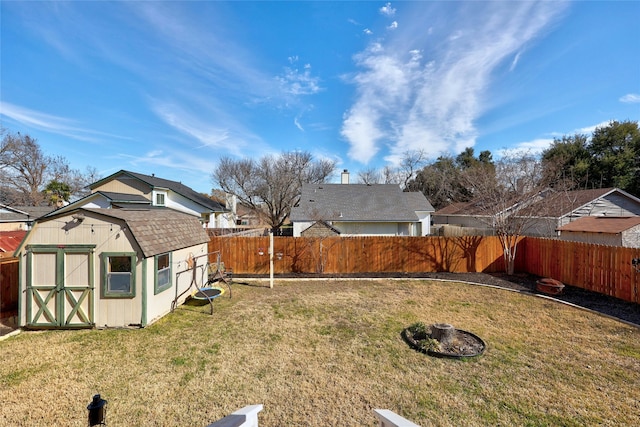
[26,246,95,329]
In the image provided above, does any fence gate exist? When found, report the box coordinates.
[26,245,95,329]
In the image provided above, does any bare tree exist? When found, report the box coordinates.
[212,151,336,230]
[355,150,427,188]
[356,167,382,185]
[0,131,98,205]
[461,152,558,274]
[398,149,428,189]
[0,132,51,205]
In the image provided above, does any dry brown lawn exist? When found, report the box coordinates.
[1,279,639,426]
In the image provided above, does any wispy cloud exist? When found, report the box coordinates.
[150,100,265,157]
[0,102,127,143]
[341,1,569,165]
[620,93,640,103]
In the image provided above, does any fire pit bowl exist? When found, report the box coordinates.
[402,322,486,359]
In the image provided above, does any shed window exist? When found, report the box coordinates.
[154,252,172,294]
[103,253,136,298]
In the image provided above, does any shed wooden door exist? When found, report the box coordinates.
[26,246,95,329]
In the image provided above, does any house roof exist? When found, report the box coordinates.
[290,184,434,222]
[96,191,151,204]
[434,188,635,219]
[522,188,617,218]
[0,230,27,255]
[0,204,55,222]
[557,216,640,233]
[434,201,475,216]
[90,170,227,213]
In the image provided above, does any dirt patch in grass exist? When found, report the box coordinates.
[1,278,639,426]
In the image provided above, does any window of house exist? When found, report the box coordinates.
[154,252,171,294]
[103,253,136,298]
[155,193,166,206]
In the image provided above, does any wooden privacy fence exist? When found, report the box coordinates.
[209,235,518,275]
[522,238,640,303]
[0,257,20,317]
[210,235,640,304]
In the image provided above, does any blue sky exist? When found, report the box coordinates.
[1,1,639,194]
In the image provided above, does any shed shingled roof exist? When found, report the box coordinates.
[81,208,209,258]
[290,184,434,222]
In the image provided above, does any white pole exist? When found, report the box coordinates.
[269,230,274,289]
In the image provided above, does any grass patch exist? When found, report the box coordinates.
[0,279,639,426]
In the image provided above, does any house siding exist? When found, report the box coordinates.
[560,193,640,226]
[93,176,151,198]
[334,222,411,236]
[622,224,640,248]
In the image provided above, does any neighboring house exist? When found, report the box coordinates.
[14,207,210,329]
[433,188,640,237]
[0,230,27,258]
[557,216,640,247]
[290,180,434,237]
[0,204,54,231]
[54,170,233,228]
[235,203,267,228]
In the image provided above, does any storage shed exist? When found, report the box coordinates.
[14,207,210,329]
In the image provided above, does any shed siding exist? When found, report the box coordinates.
[19,213,143,327]
[145,244,207,324]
